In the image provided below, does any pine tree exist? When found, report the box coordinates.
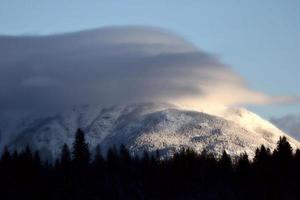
[220,150,232,171]
[22,145,33,165]
[253,145,271,166]
[60,143,71,167]
[273,136,293,164]
[294,149,300,179]
[237,153,250,176]
[33,151,41,170]
[119,144,130,164]
[143,150,150,161]
[155,149,160,159]
[72,128,90,168]
[107,145,119,170]
[294,149,300,165]
[93,144,104,166]
[1,146,11,164]
[0,146,11,173]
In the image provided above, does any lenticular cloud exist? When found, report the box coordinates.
[0,26,295,112]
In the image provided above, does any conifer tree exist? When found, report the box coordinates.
[220,150,232,171]
[93,144,104,166]
[155,149,160,160]
[294,149,300,164]
[22,145,33,165]
[1,146,11,164]
[294,149,300,177]
[107,145,118,166]
[120,144,130,164]
[273,136,293,164]
[72,128,90,167]
[253,145,271,166]
[237,153,250,176]
[33,151,41,170]
[61,143,71,167]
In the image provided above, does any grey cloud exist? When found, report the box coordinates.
[0,26,294,112]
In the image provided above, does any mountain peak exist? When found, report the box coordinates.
[4,103,300,160]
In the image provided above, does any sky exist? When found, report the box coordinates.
[0,0,299,118]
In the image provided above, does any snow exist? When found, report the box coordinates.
[3,102,300,160]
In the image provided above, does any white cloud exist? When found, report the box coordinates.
[0,26,296,112]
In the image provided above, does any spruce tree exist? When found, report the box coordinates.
[1,146,11,164]
[294,149,300,178]
[253,145,271,167]
[119,144,130,164]
[273,136,293,163]
[237,153,250,179]
[22,145,33,166]
[237,153,250,170]
[220,150,232,171]
[93,144,104,166]
[294,149,300,165]
[107,145,119,169]
[72,128,90,168]
[61,143,71,167]
[33,151,41,170]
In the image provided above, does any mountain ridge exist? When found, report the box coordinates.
[4,103,300,160]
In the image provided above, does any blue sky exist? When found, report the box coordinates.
[0,0,299,118]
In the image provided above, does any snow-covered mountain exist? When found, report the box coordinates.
[4,103,300,160]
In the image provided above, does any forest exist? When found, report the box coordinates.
[0,128,300,200]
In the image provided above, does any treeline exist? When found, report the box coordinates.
[1,129,300,200]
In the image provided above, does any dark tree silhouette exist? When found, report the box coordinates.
[0,130,300,200]
[294,149,300,167]
[119,144,131,165]
[253,145,272,168]
[0,146,11,164]
[107,145,118,165]
[273,136,293,166]
[60,143,71,167]
[93,144,104,166]
[72,128,90,168]
[237,153,250,174]
[220,150,232,171]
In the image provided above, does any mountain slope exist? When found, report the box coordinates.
[6,103,300,160]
